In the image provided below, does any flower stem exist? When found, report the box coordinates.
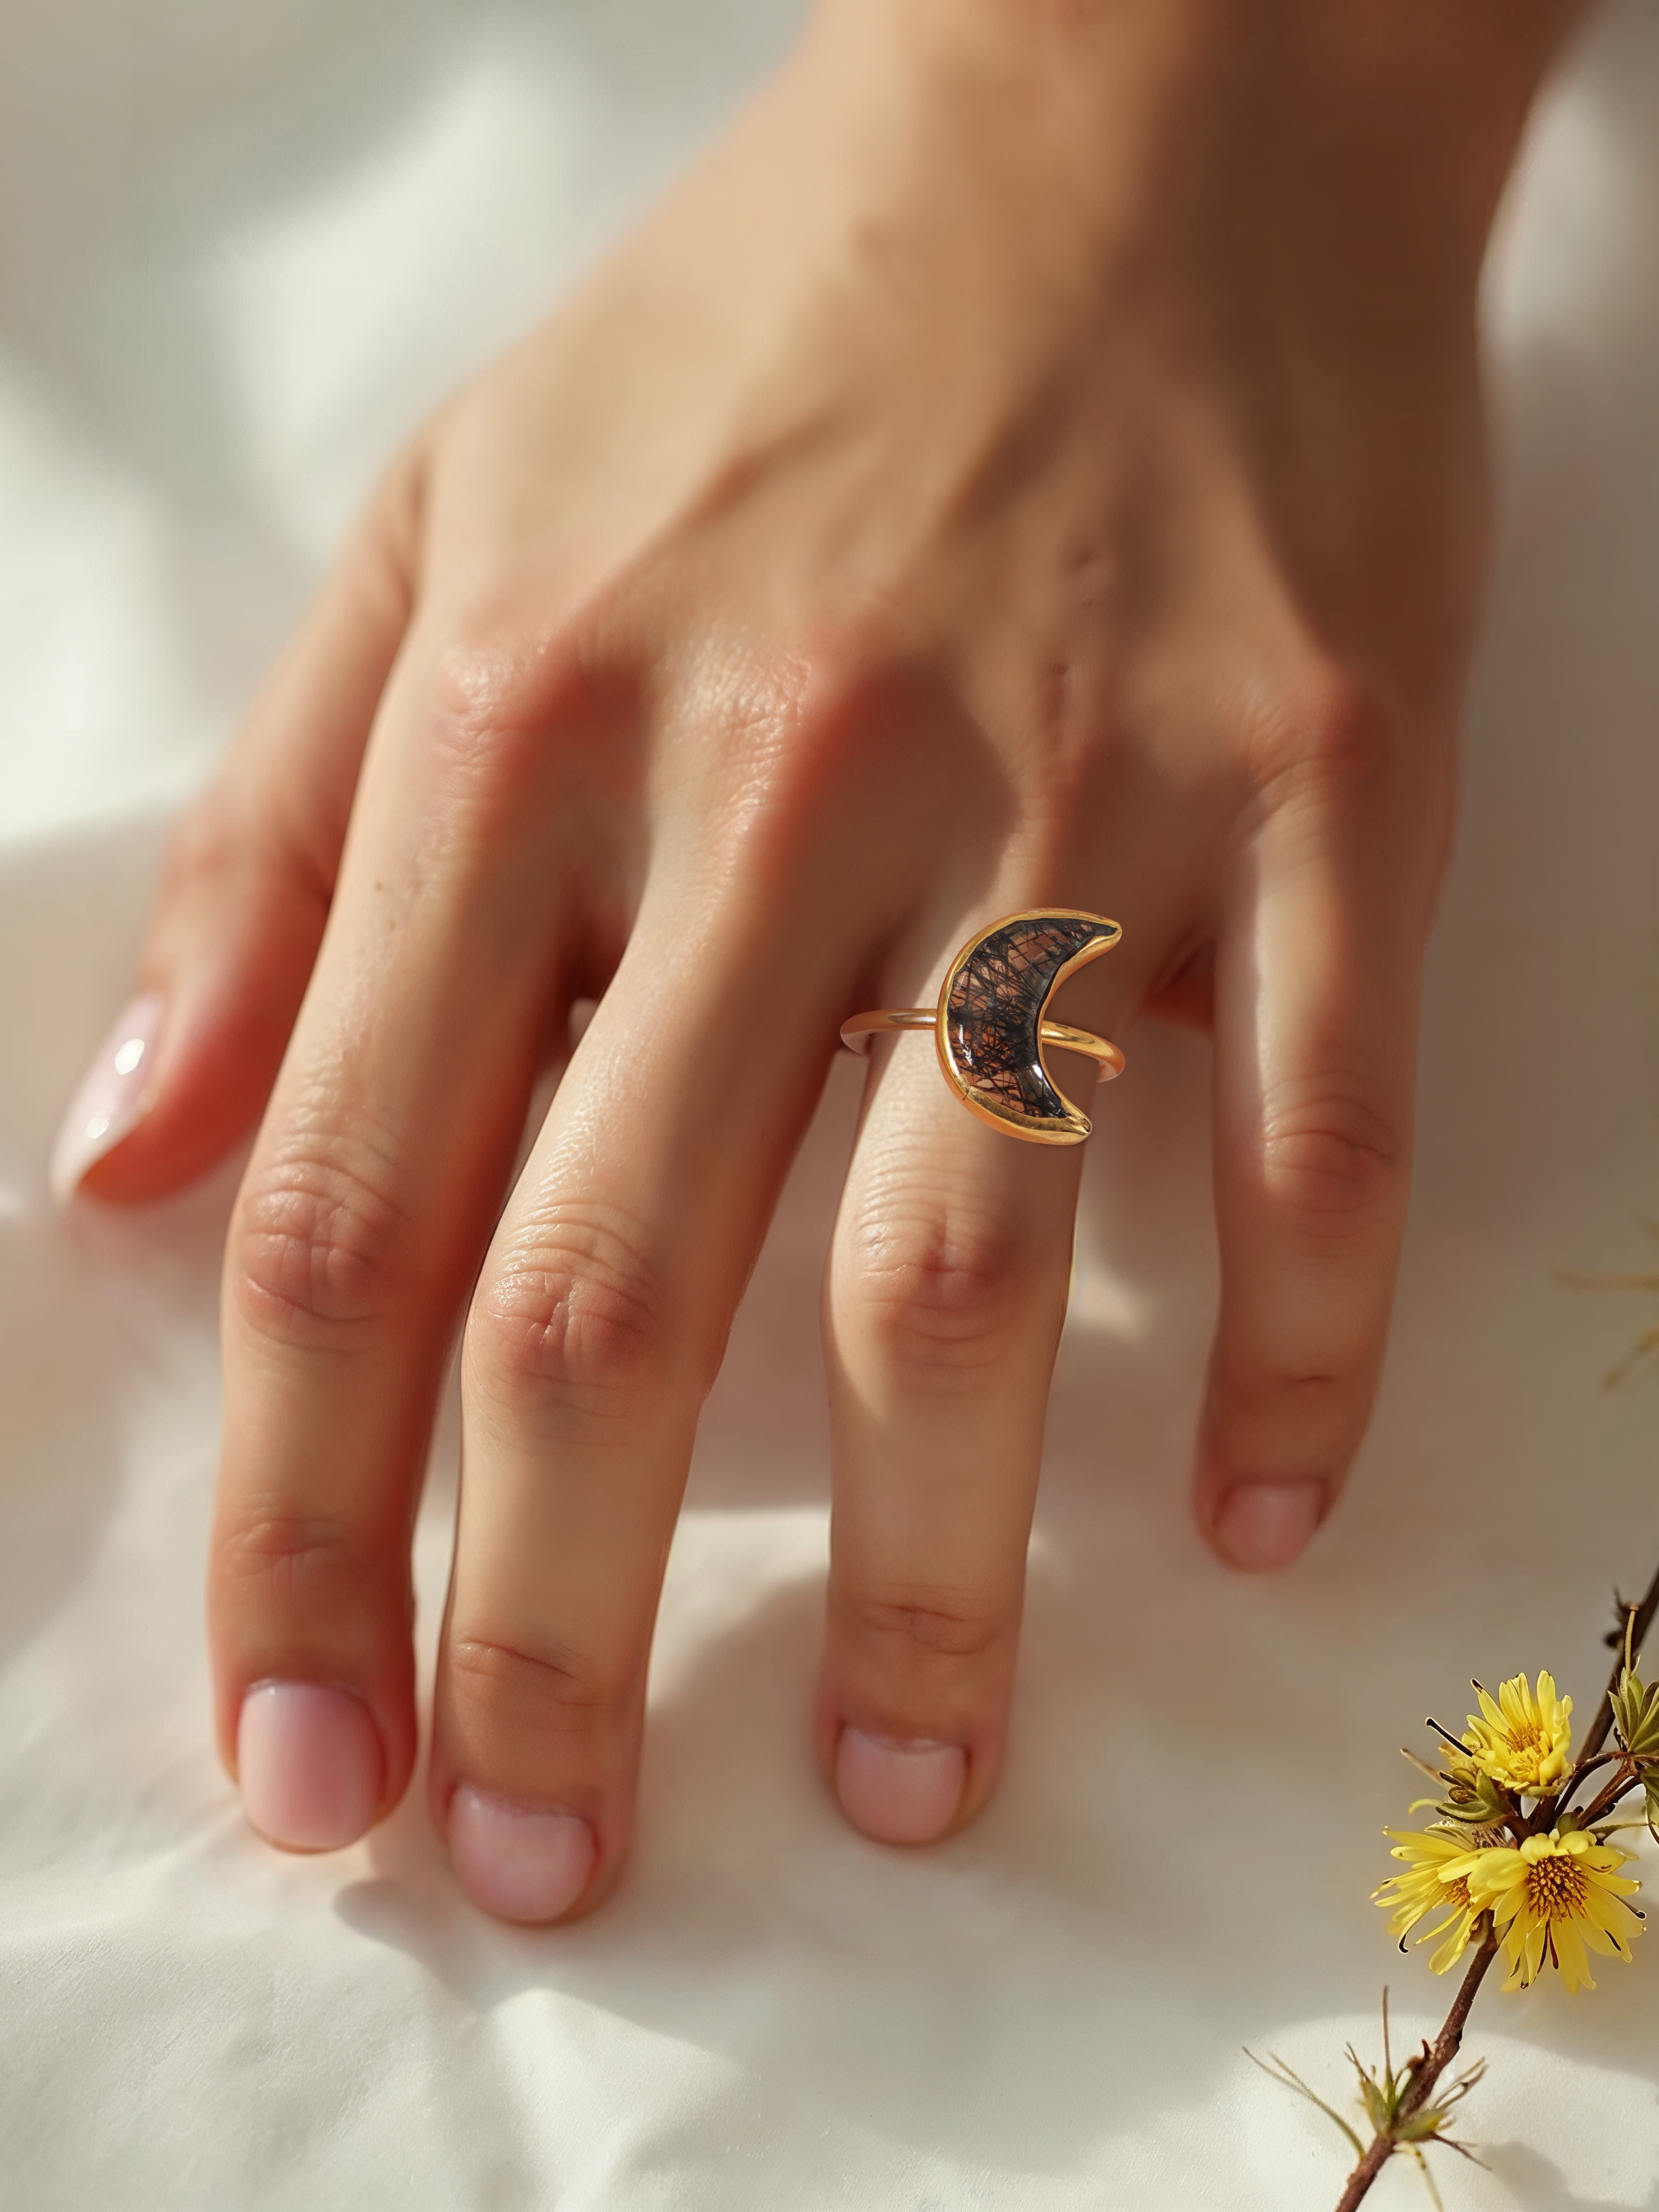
[1574,1759,1641,1831]
[1575,1557,1659,1771]
[1331,1928,1501,2212]
[1331,1546,1659,2208]
[1535,1557,1659,1831]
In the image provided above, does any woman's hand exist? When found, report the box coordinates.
[53,0,1570,1919]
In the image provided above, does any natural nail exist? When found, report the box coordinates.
[835,1728,966,1846]
[447,1785,596,1924]
[50,990,166,1203]
[1214,1478,1327,1570]
[237,1681,383,1852]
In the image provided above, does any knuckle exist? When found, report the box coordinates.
[843,1204,1039,1380]
[774,635,919,800]
[230,1114,417,1346]
[429,630,542,757]
[672,653,826,844]
[154,778,338,951]
[1248,657,1395,808]
[159,786,326,920]
[447,1632,630,1734]
[215,1508,380,1616]
[665,629,900,888]
[1213,1357,1377,1455]
[774,628,885,765]
[423,623,611,838]
[1258,1089,1408,1229]
[466,1204,671,1424]
[839,1578,1012,1664]
[158,788,240,897]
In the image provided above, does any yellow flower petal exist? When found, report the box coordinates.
[1461,1672,1575,1798]
[1460,1826,1642,1991]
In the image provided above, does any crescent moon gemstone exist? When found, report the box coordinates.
[937,910,1122,1144]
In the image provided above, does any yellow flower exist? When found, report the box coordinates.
[1375,1827,1486,1975]
[1450,1828,1643,1994]
[1461,1672,1573,1797]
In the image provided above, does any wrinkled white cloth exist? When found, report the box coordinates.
[4,5,1659,2206]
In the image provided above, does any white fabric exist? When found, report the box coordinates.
[3,4,1659,2205]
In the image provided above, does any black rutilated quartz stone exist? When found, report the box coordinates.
[943,914,1105,1122]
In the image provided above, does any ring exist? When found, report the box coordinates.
[841,909,1124,1145]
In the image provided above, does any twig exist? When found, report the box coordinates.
[1332,1928,1501,2211]
[1333,1554,1659,2205]
[1559,1751,1619,1790]
[1574,1761,1643,1832]
[1566,1556,1659,1779]
[1309,1539,1659,2208]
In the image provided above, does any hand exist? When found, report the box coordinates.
[54,0,1567,1919]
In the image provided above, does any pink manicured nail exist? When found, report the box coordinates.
[835,1728,966,1845]
[50,990,166,1203]
[1214,1478,1326,1570]
[448,1785,596,1924]
[237,1681,382,1852]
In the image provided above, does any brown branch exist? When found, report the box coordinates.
[1534,1557,1659,1832]
[1332,1928,1501,2212]
[1330,1547,1659,2207]
[1574,1761,1643,1832]
[1574,1556,1659,1772]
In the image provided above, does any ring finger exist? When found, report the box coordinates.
[818,908,1131,1845]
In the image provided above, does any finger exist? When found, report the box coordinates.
[433,897,844,1924]
[209,618,596,1854]
[817,934,1126,1846]
[52,459,421,1206]
[1197,724,1446,1570]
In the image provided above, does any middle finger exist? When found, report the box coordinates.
[432,880,851,1923]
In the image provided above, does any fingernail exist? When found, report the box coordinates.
[1214,1478,1327,1570]
[447,1785,596,1924]
[835,1728,966,1846]
[237,1681,382,1852]
[50,990,166,1203]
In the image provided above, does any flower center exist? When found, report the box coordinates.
[1442,1876,1473,1912]
[1526,1854,1588,1923]
[1493,1718,1555,1784]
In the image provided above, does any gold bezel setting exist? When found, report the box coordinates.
[840,908,1124,1146]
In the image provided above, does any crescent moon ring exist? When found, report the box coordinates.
[839,908,1125,1147]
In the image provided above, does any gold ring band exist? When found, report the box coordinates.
[840,908,1125,1146]
[840,1008,1125,1075]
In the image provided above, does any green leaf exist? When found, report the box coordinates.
[1613,1669,1659,1758]
[1431,1763,1512,1830]
[1358,2073,1391,2132]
